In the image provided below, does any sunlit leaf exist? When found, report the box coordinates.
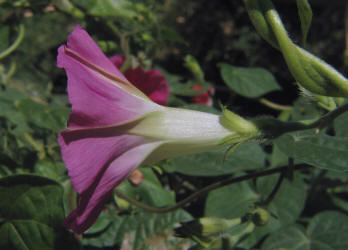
[219,63,281,98]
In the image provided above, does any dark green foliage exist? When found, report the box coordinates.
[1,0,348,249]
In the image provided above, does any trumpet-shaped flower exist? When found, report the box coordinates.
[58,25,259,234]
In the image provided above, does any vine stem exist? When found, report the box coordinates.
[115,164,311,213]
[271,102,348,136]
[258,97,292,111]
[262,171,285,206]
[0,24,25,60]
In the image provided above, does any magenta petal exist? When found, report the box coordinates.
[62,141,162,233]
[62,25,127,82]
[58,127,145,194]
[58,48,150,128]
[57,27,157,129]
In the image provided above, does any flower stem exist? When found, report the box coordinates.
[114,164,311,213]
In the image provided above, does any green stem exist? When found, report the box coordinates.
[249,0,348,97]
[259,97,292,111]
[115,164,311,213]
[297,102,348,131]
[23,132,46,159]
[263,171,285,206]
[261,102,348,137]
[106,21,122,38]
[0,24,25,60]
[4,61,16,84]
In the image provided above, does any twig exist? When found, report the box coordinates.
[262,171,285,206]
[115,164,312,213]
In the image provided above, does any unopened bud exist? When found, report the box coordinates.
[184,55,205,83]
[252,207,270,226]
[113,194,131,211]
[219,107,259,147]
[175,217,241,239]
[127,169,143,187]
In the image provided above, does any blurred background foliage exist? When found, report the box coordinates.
[1,0,348,249]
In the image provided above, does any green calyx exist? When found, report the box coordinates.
[219,107,260,146]
[220,107,258,135]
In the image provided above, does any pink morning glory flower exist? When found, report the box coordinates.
[109,55,169,106]
[57,25,258,234]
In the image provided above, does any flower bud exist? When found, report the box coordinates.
[219,107,259,146]
[184,55,205,83]
[113,194,131,211]
[127,169,143,187]
[175,217,242,240]
[252,207,270,226]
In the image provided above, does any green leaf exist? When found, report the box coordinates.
[0,174,76,250]
[117,168,175,207]
[205,182,258,219]
[170,81,211,96]
[0,221,56,250]
[261,225,308,250]
[182,104,220,114]
[84,212,112,235]
[205,172,306,248]
[296,0,312,46]
[0,24,10,52]
[241,173,307,248]
[334,112,348,137]
[160,26,187,44]
[329,194,348,213]
[166,142,266,176]
[0,87,26,116]
[307,211,348,249]
[262,211,348,250]
[269,144,289,168]
[291,96,323,121]
[16,98,69,132]
[83,209,192,248]
[219,63,281,98]
[276,134,348,171]
[34,159,66,181]
[75,0,137,18]
[159,67,212,97]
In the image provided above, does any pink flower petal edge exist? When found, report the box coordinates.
[57,26,164,233]
[60,128,162,233]
[57,25,157,130]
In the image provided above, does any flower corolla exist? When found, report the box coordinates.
[57,25,258,233]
